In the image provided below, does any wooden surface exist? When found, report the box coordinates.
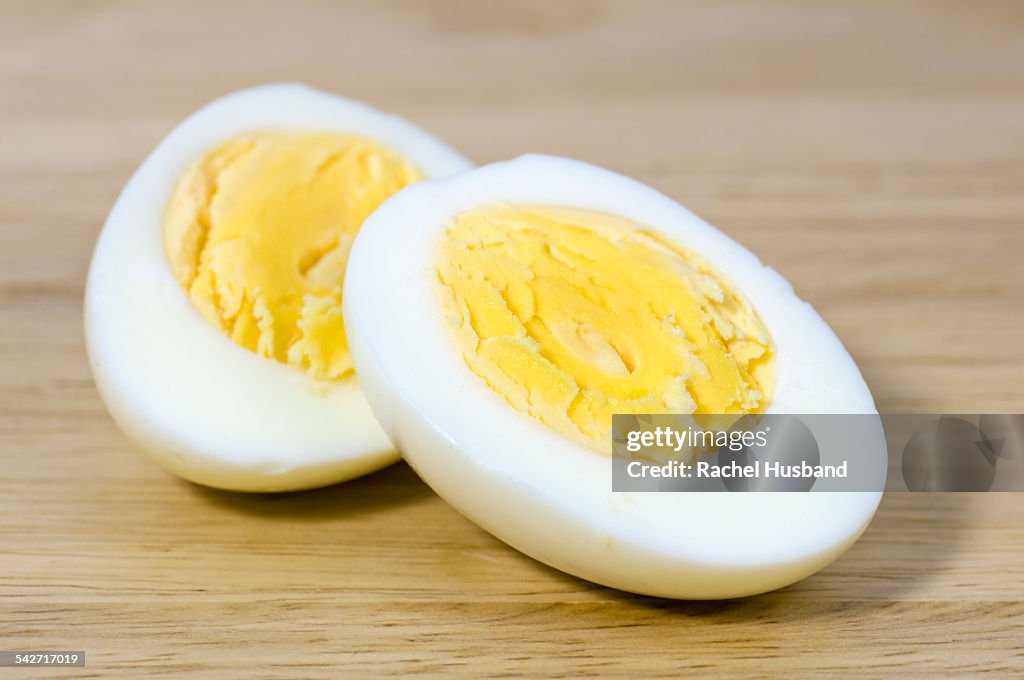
[3,1,1024,677]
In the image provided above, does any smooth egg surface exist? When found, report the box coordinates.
[86,83,472,492]
[343,154,883,599]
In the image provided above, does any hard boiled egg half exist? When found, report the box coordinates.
[343,155,883,599]
[85,83,472,492]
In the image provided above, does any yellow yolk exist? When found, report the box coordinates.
[164,131,422,381]
[436,206,774,452]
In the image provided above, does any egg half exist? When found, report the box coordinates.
[343,154,883,599]
[85,83,472,492]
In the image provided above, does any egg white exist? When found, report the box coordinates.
[85,83,473,492]
[344,154,884,599]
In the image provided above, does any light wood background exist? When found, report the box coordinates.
[3,1,1023,677]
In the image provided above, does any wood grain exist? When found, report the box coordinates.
[2,1,1023,676]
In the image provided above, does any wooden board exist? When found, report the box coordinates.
[2,1,1023,676]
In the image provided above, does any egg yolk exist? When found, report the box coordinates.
[164,131,422,381]
[436,206,774,452]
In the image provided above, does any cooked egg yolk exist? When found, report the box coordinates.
[164,131,422,381]
[436,206,774,451]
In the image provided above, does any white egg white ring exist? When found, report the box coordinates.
[85,83,473,492]
[345,154,883,598]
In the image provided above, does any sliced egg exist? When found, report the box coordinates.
[344,154,883,599]
[85,83,472,492]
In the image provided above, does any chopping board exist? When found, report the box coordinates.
[3,1,1023,676]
